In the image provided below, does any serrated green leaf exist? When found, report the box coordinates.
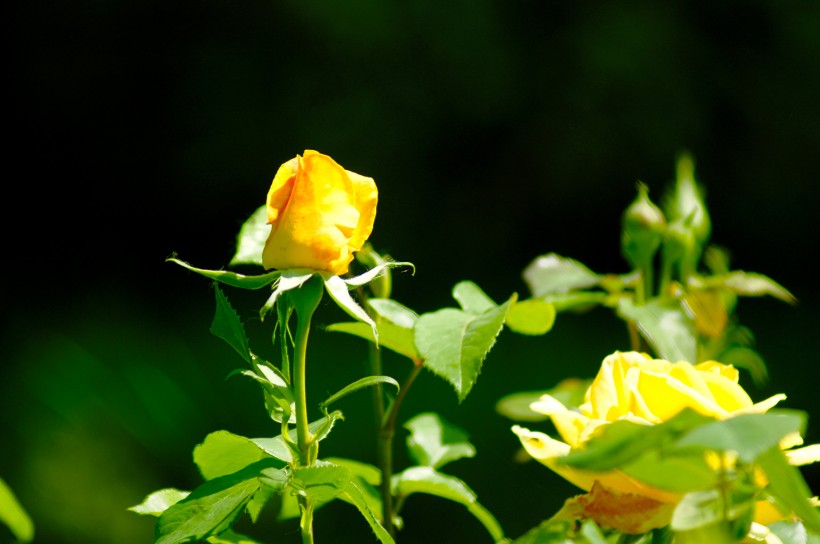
[155,460,278,544]
[193,430,283,481]
[670,487,752,541]
[325,321,418,360]
[168,257,281,289]
[617,297,696,363]
[758,447,820,534]
[207,528,263,544]
[404,412,475,469]
[621,450,717,493]
[245,484,278,523]
[505,299,556,335]
[128,488,190,516]
[673,411,806,464]
[230,206,268,267]
[560,409,713,471]
[702,271,797,304]
[321,376,399,411]
[0,478,33,543]
[324,275,377,337]
[291,464,352,503]
[452,281,497,314]
[392,467,504,541]
[523,253,601,297]
[210,285,251,364]
[339,480,395,544]
[415,295,515,402]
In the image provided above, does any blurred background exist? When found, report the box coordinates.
[5,1,820,542]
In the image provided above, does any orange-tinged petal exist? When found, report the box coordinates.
[266,157,299,224]
[346,170,378,252]
[262,150,376,275]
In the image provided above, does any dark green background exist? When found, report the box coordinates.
[5,1,819,542]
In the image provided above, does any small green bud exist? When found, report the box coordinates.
[621,182,666,269]
[665,152,711,246]
[662,217,698,280]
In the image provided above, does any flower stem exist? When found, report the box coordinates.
[294,309,313,467]
[377,359,424,534]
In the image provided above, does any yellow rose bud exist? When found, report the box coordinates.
[262,150,378,276]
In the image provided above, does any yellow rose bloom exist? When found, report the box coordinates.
[512,351,818,505]
[262,150,378,276]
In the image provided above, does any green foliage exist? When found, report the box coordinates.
[0,478,34,543]
[404,412,476,469]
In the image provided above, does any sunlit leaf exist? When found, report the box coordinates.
[0,478,33,543]
[326,321,418,360]
[621,450,717,493]
[698,271,797,304]
[155,460,279,544]
[497,378,592,422]
[291,464,352,504]
[210,285,251,364]
[245,484,278,523]
[523,254,601,297]
[674,411,806,464]
[167,257,281,289]
[368,298,419,329]
[194,430,283,480]
[404,412,475,469]
[505,299,556,335]
[207,528,263,544]
[767,520,820,544]
[452,281,497,314]
[128,488,190,516]
[757,447,820,534]
[415,295,515,402]
[392,467,504,542]
[339,480,395,544]
[230,205,268,267]
[561,409,713,471]
[541,291,608,313]
[617,297,696,363]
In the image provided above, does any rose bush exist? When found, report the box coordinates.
[512,351,819,521]
[262,150,378,275]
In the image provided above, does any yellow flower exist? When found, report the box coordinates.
[513,351,815,503]
[262,150,378,276]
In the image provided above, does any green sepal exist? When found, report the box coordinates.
[404,412,475,470]
[167,257,281,289]
[415,292,515,402]
[342,261,415,289]
[128,488,190,517]
[522,253,601,297]
[392,466,504,542]
[324,275,377,338]
[252,411,344,464]
[259,271,318,321]
[0,478,33,543]
[617,297,696,363]
[320,376,399,413]
[230,205,268,267]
